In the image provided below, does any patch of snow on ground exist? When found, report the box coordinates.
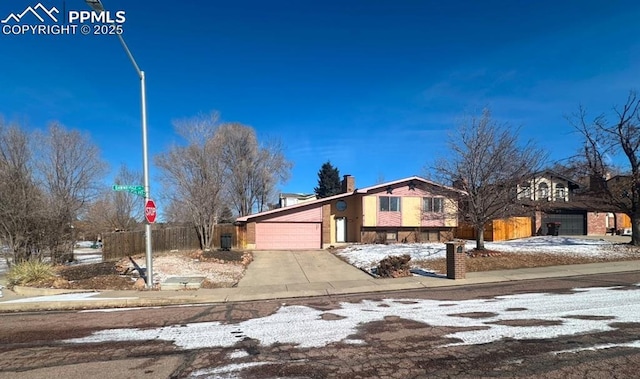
[337,236,626,272]
[484,236,614,256]
[64,285,640,351]
[76,241,98,248]
[552,340,640,354]
[338,243,446,272]
[0,256,7,277]
[0,243,102,277]
[187,362,272,379]
[72,248,103,265]
[228,350,250,359]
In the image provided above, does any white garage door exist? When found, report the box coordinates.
[255,222,321,250]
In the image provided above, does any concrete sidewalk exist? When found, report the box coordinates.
[2,245,640,312]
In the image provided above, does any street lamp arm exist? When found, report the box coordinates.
[86,0,142,79]
[117,33,143,79]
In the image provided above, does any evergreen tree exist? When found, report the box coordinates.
[314,161,341,198]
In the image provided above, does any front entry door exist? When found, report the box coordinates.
[336,217,347,243]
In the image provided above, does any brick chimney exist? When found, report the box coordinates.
[341,175,355,193]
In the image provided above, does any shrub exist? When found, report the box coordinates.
[376,254,412,278]
[6,260,55,288]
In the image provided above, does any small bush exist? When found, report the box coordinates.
[6,260,55,288]
[376,254,412,278]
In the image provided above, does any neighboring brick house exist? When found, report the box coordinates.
[235,176,464,250]
[519,171,630,236]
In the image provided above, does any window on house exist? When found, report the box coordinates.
[555,184,565,200]
[538,183,549,199]
[423,197,444,213]
[386,231,397,241]
[380,196,400,212]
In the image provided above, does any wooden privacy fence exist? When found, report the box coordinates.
[619,214,632,229]
[456,216,532,242]
[103,227,200,260]
[102,225,240,260]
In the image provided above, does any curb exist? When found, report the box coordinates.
[12,285,98,297]
[0,297,198,313]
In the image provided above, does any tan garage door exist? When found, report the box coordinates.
[255,222,321,249]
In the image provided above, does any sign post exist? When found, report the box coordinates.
[144,199,157,224]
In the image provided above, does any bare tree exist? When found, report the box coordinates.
[34,123,108,262]
[434,109,546,250]
[253,139,291,212]
[0,121,47,263]
[83,164,142,235]
[215,123,291,216]
[111,164,144,229]
[570,91,640,245]
[155,113,225,249]
[215,123,257,217]
[156,113,292,247]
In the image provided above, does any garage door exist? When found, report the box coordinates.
[542,212,586,235]
[255,222,321,249]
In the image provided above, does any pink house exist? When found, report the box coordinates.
[235,176,464,250]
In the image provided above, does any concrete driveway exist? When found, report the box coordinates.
[238,250,372,287]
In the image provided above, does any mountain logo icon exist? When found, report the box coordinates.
[1,3,59,24]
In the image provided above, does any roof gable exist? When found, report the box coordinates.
[236,176,463,222]
[531,170,581,187]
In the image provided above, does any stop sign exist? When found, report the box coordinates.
[144,199,157,224]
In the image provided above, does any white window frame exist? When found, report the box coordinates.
[555,184,566,200]
[538,183,549,199]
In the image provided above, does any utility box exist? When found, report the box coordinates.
[446,241,466,279]
[220,234,232,251]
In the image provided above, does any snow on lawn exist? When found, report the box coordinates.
[72,247,103,265]
[337,236,625,273]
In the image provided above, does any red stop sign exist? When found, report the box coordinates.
[144,199,157,224]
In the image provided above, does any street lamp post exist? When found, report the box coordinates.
[86,0,153,288]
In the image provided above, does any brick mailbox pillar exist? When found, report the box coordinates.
[446,241,466,279]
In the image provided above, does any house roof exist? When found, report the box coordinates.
[236,176,464,222]
[531,170,581,188]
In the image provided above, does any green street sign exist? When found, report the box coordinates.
[112,185,146,197]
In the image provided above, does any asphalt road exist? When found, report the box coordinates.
[1,272,639,379]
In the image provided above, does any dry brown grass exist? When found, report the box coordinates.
[416,250,640,274]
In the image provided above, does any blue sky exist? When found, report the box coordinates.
[1,0,640,198]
